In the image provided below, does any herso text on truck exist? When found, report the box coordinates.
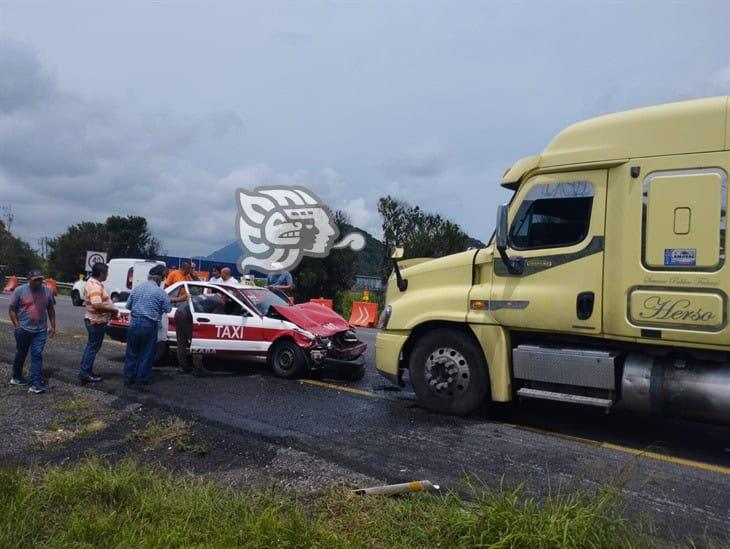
[376,96,730,426]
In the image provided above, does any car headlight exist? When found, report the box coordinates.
[377,305,392,329]
[294,327,316,340]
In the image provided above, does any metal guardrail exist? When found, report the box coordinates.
[8,276,74,290]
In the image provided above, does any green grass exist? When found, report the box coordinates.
[53,397,93,412]
[126,417,209,455]
[0,459,649,548]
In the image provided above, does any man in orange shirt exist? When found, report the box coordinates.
[164,261,195,287]
[79,262,119,383]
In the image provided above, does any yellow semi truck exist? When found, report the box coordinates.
[376,96,730,425]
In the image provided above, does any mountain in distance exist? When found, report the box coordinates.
[206,225,486,276]
[206,224,385,276]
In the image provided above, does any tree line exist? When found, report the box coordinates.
[0,215,160,282]
[1,198,480,291]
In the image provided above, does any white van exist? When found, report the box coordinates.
[71,258,165,306]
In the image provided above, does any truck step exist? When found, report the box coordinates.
[516,388,613,408]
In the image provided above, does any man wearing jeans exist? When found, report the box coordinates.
[8,269,56,394]
[123,265,171,386]
[78,262,119,383]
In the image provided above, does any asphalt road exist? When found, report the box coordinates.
[1,294,729,543]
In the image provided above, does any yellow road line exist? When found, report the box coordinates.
[301,381,730,476]
[503,422,730,476]
[300,379,384,399]
[600,442,730,475]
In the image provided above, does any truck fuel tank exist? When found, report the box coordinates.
[620,353,730,426]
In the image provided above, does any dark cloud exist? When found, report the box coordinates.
[0,38,53,113]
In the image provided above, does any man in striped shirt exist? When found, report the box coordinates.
[78,262,119,383]
[123,264,172,386]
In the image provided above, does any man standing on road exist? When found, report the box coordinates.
[266,262,294,301]
[78,262,119,384]
[8,269,56,394]
[123,265,171,386]
[174,291,226,375]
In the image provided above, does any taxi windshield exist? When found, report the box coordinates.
[234,287,288,315]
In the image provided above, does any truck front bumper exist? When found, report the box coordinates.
[375,330,410,386]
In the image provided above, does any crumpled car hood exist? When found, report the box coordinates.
[272,303,351,337]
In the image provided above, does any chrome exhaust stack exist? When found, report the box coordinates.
[620,353,730,426]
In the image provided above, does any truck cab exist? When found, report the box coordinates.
[376,96,730,425]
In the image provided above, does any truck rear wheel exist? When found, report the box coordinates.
[409,328,490,415]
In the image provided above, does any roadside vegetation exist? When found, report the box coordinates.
[0,459,648,548]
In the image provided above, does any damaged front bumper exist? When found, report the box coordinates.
[308,337,367,370]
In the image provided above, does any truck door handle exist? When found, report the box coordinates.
[576,292,594,320]
[197,317,210,323]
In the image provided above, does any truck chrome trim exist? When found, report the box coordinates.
[641,167,727,273]
[485,300,530,311]
[517,388,613,408]
[494,236,604,277]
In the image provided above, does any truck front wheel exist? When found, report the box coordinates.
[409,328,490,415]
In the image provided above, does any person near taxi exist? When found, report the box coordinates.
[78,262,119,383]
[266,262,294,301]
[123,265,171,386]
[165,261,196,287]
[209,266,223,284]
[219,267,236,285]
[174,292,226,374]
[8,269,56,393]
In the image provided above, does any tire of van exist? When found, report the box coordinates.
[408,328,490,416]
[269,340,307,379]
[71,290,83,307]
[110,293,120,303]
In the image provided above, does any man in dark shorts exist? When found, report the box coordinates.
[8,269,56,393]
[174,292,226,374]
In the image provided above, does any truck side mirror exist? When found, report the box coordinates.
[496,205,509,251]
[390,246,404,260]
[494,204,524,275]
[389,246,408,292]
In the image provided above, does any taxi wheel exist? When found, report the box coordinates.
[409,328,490,416]
[269,340,307,379]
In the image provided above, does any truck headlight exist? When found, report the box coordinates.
[377,305,392,329]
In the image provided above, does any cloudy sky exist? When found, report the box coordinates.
[1,1,728,257]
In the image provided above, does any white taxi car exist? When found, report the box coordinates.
[107,281,366,380]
